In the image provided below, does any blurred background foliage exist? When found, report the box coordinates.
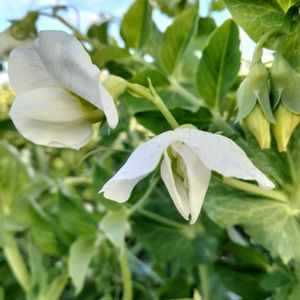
[1,0,300,299]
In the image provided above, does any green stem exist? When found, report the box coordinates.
[128,178,159,216]
[287,150,298,184]
[119,247,133,300]
[171,80,202,107]
[3,234,31,293]
[199,264,211,300]
[127,82,179,129]
[251,29,285,65]
[137,208,187,230]
[39,12,99,48]
[223,177,288,202]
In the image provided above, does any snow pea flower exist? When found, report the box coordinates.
[8,30,118,150]
[100,127,274,224]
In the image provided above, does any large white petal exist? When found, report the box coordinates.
[35,30,118,128]
[171,142,211,224]
[100,131,174,202]
[8,45,55,93]
[160,149,190,221]
[9,86,92,149]
[175,128,275,189]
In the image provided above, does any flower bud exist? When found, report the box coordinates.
[0,84,15,120]
[244,104,271,149]
[100,74,128,100]
[270,55,300,113]
[0,12,38,59]
[9,11,38,40]
[272,104,300,152]
[236,62,275,124]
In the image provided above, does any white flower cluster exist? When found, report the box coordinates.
[8,30,275,223]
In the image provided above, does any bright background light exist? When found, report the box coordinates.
[0,0,273,81]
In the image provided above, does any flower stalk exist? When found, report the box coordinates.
[223,177,287,202]
[119,247,133,300]
[127,81,179,129]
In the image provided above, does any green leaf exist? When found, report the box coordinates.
[204,180,300,263]
[197,19,240,109]
[135,108,212,134]
[260,264,293,290]
[28,204,62,255]
[223,0,285,43]
[215,265,269,300]
[132,217,220,266]
[39,273,68,300]
[100,209,127,248]
[159,7,198,74]
[277,0,299,12]
[143,22,163,60]
[120,0,152,51]
[131,69,170,87]
[282,19,300,69]
[91,44,129,68]
[58,195,97,236]
[87,21,109,44]
[0,142,31,214]
[68,235,97,295]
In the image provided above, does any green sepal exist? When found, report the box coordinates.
[236,62,275,123]
[271,55,300,113]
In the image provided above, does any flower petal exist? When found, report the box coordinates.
[171,142,211,224]
[160,149,190,221]
[35,30,118,128]
[175,128,275,189]
[8,45,55,93]
[9,86,92,149]
[100,132,174,202]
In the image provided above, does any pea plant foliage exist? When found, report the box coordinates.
[1,0,300,299]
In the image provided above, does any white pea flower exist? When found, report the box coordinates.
[8,30,118,150]
[100,127,274,224]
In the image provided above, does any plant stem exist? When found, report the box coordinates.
[170,78,203,108]
[128,178,159,216]
[198,264,211,300]
[39,12,99,48]
[137,208,187,230]
[223,177,288,202]
[127,82,179,129]
[251,29,285,65]
[3,234,31,294]
[119,247,133,300]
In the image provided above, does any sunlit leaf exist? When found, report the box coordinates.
[197,19,240,109]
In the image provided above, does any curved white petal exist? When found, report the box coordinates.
[9,86,92,149]
[160,149,190,221]
[175,128,275,189]
[8,45,55,93]
[171,143,211,224]
[35,30,118,128]
[100,131,175,202]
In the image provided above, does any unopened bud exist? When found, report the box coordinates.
[9,12,38,40]
[244,104,271,149]
[0,12,38,59]
[272,104,300,152]
[100,74,128,100]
